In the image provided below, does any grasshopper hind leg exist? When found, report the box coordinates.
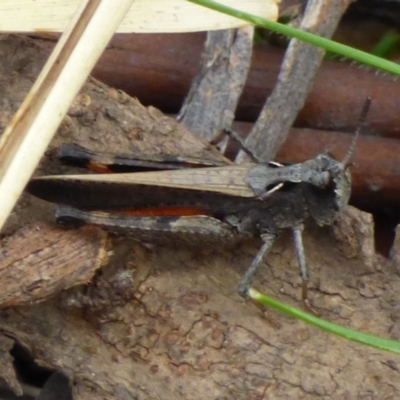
[292,224,317,313]
[238,233,276,297]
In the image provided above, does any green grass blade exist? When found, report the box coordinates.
[188,0,400,76]
[250,288,400,354]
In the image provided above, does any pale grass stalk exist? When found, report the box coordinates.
[0,0,135,230]
[0,0,277,33]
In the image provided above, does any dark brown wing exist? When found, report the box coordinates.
[27,166,262,214]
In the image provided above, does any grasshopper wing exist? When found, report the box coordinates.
[27,165,261,213]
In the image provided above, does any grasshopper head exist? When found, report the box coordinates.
[303,154,351,226]
[292,97,370,226]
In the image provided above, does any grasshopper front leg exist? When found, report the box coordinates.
[238,233,276,297]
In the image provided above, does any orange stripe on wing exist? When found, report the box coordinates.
[87,161,114,174]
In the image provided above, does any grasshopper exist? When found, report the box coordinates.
[27,99,370,306]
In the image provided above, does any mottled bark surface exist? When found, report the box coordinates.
[1,35,400,399]
[2,207,400,399]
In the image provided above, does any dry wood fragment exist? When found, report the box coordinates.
[0,222,109,308]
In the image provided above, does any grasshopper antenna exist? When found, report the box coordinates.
[342,97,371,166]
[219,128,263,163]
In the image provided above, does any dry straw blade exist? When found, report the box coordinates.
[0,0,277,232]
[0,0,135,230]
[0,0,278,33]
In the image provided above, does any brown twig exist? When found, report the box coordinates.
[178,26,254,143]
[239,0,354,162]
